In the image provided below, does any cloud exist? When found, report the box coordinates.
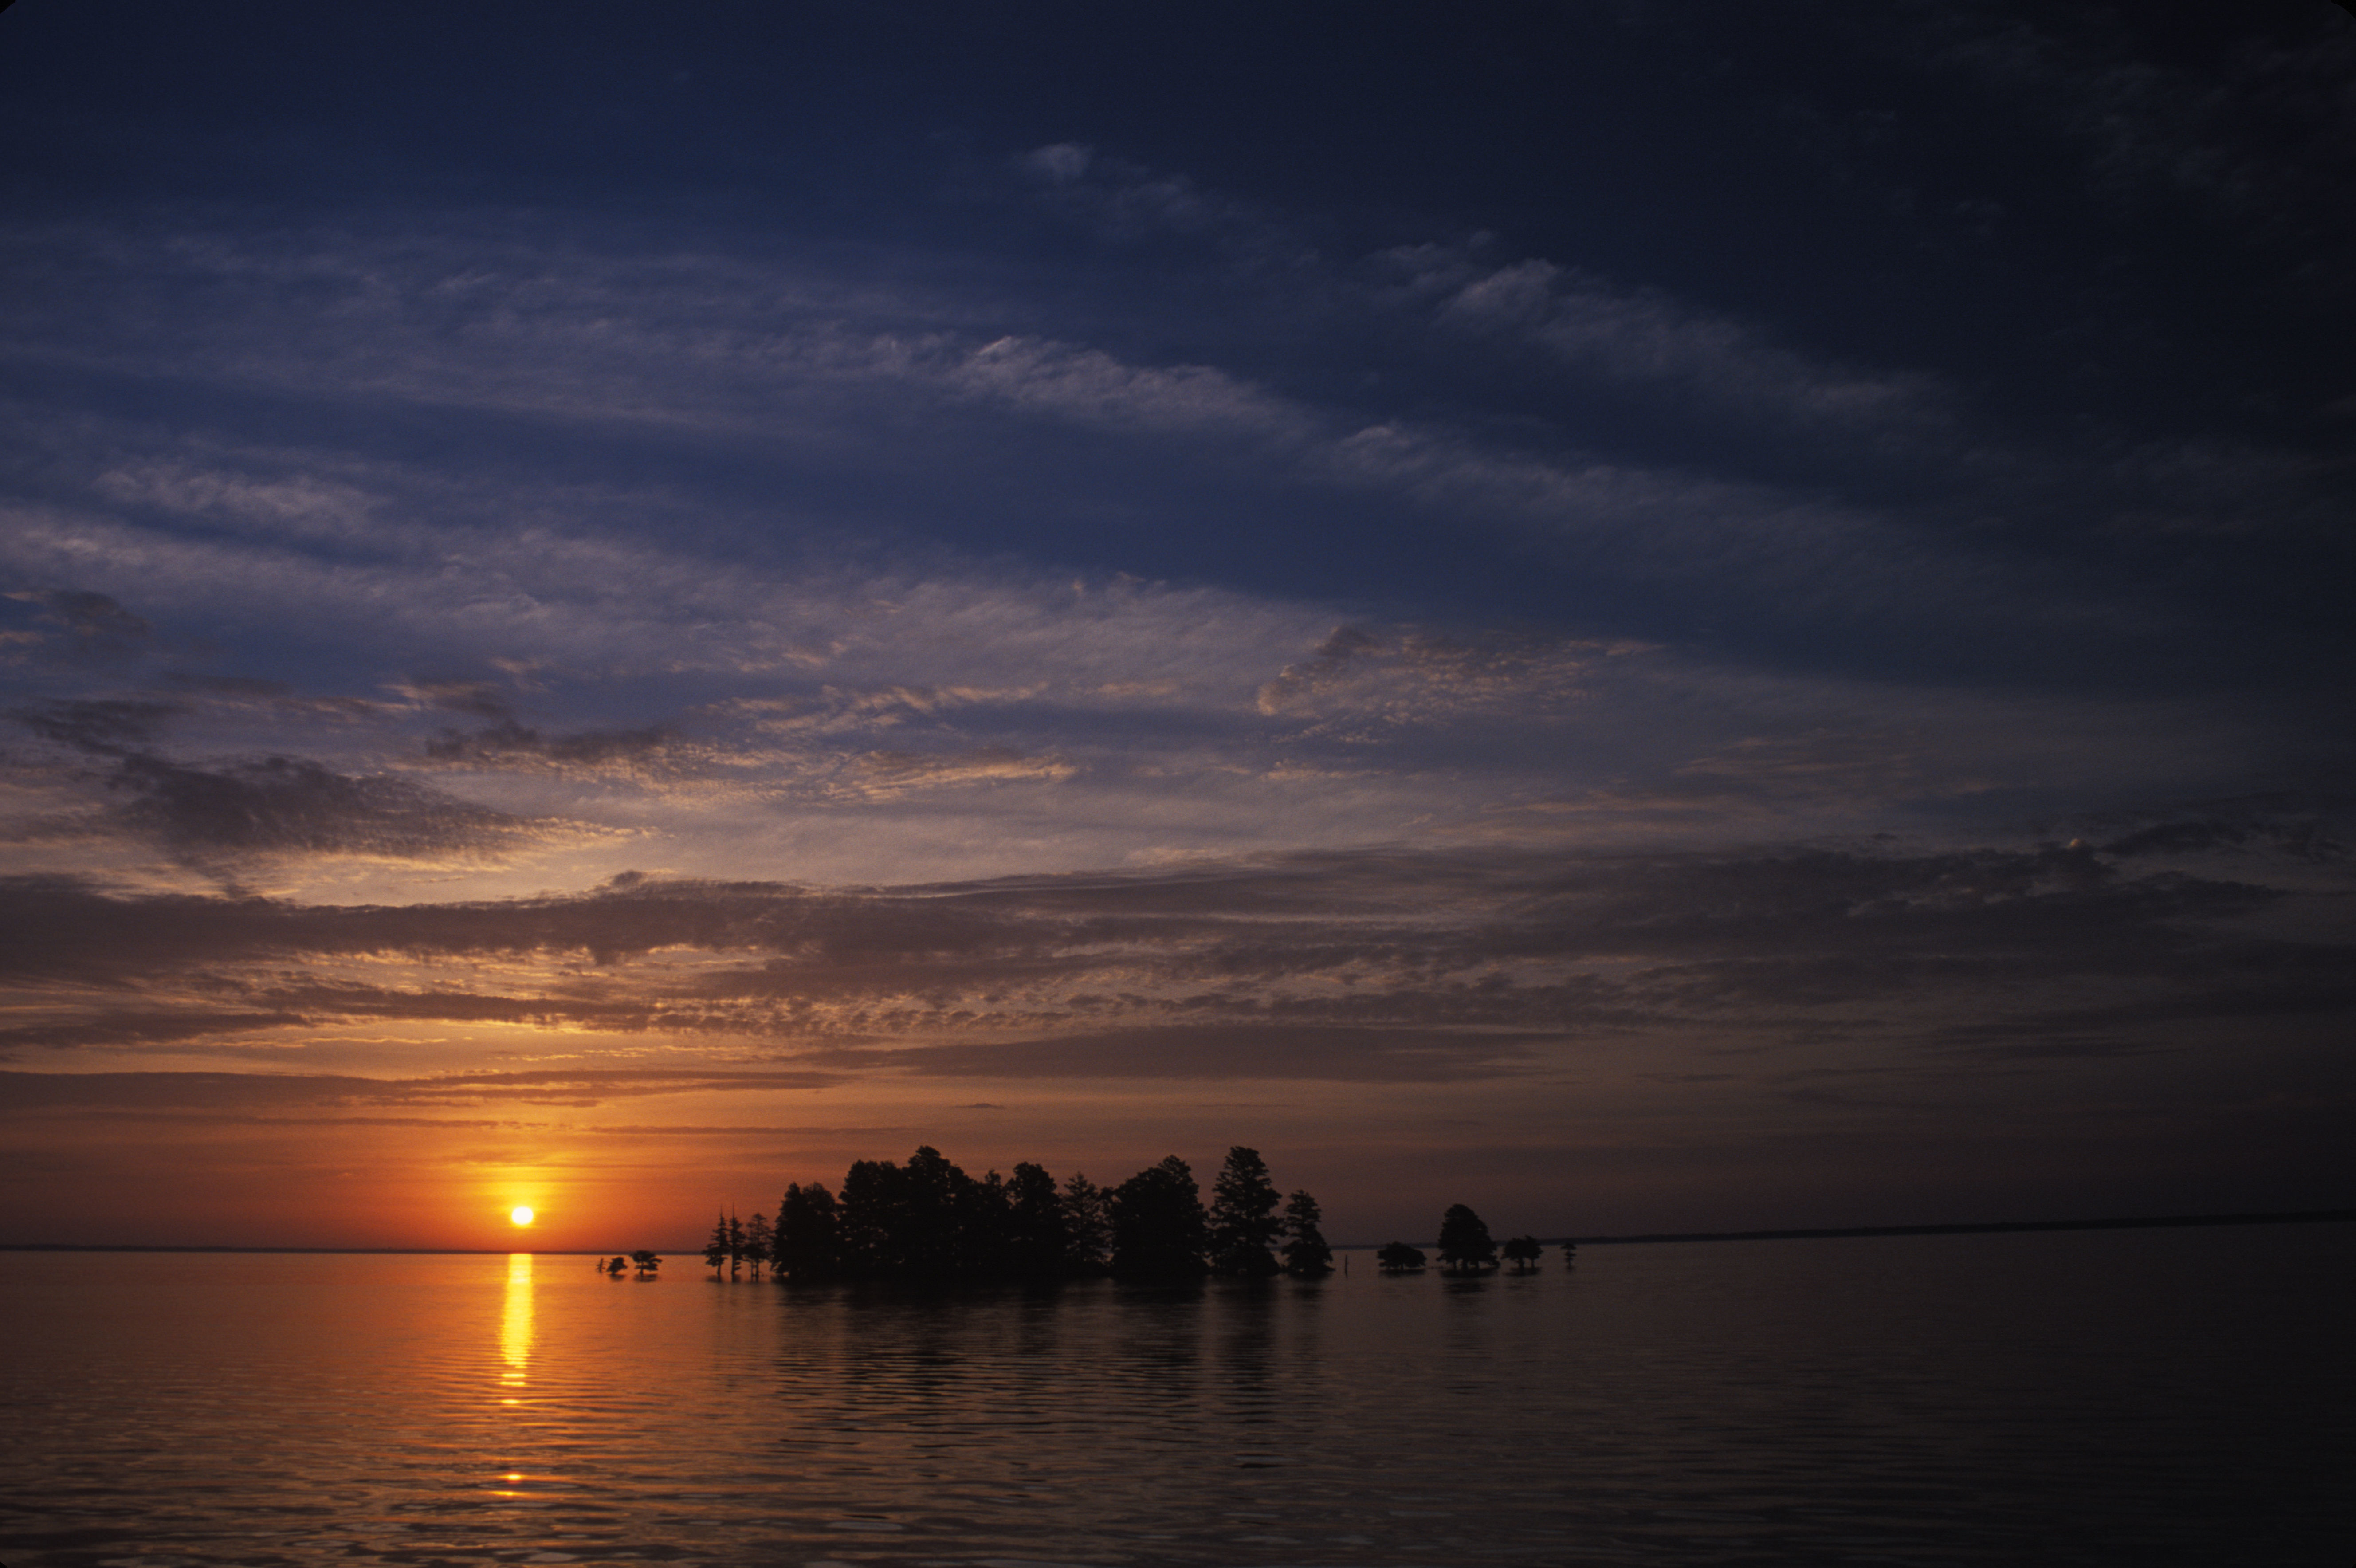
[850,746,1077,794]
[1015,145,1270,248]
[93,461,379,542]
[0,450,2301,905]
[12,698,182,755]
[0,8,2346,1242]
[2063,797,2353,865]
[1671,730,1938,806]
[0,1010,309,1053]
[1393,249,1953,439]
[839,1024,1547,1083]
[1020,142,1092,185]
[1254,623,1625,726]
[0,824,2341,1087]
[1014,145,1967,456]
[23,589,152,646]
[397,678,514,719]
[108,753,534,861]
[1311,420,2013,631]
[5,691,550,868]
[5,208,2323,710]
[0,1066,837,1115]
[938,335,1312,442]
[424,719,677,771]
[165,673,295,698]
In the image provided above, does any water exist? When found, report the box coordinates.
[2,1225,2349,1566]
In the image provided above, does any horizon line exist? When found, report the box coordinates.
[4,1206,2349,1256]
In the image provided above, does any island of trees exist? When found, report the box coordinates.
[1374,1205,1515,1273]
[598,1250,662,1277]
[1375,1208,1567,1274]
[701,1144,1333,1283]
[689,1143,1570,1286]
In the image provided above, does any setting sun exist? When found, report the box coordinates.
[510,1206,534,1227]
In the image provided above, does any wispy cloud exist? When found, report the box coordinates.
[3,4,2350,1240]
[1385,247,1954,439]
[0,1066,837,1113]
[2,819,2343,1086]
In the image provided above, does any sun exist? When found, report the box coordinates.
[510,1206,535,1227]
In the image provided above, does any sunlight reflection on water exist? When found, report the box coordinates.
[0,1227,2350,1566]
[500,1251,532,1399]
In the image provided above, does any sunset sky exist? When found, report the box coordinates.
[3,2,2351,1252]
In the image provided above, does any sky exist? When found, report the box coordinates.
[1,0,2352,1253]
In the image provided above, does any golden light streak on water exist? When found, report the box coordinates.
[499,1251,532,1403]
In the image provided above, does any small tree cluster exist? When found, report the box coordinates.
[729,1144,1331,1284]
[1382,1207,1549,1276]
[701,1211,785,1279]
[602,1250,662,1277]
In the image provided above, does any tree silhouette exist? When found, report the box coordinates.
[1560,1239,1578,1266]
[1501,1234,1543,1273]
[743,1213,773,1279]
[1436,1204,1499,1273]
[774,1181,840,1280]
[726,1212,746,1278]
[1110,1155,1209,1279]
[1061,1171,1111,1275]
[961,1166,1013,1274]
[1376,1241,1427,1272]
[836,1146,973,1277]
[835,1157,901,1276]
[1208,1145,1283,1277]
[703,1212,731,1276]
[605,1255,628,1276]
[1005,1162,1070,1279]
[1280,1189,1334,1275]
[898,1144,967,1276]
[630,1249,662,1277]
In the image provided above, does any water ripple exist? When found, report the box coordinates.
[4,1230,2352,1564]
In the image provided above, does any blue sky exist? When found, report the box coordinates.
[1,1,2350,1248]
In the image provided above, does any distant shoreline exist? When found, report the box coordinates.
[4,1206,2349,1255]
[1558,1207,2356,1247]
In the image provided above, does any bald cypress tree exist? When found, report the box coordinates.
[743,1213,773,1278]
[899,1144,966,1277]
[1209,1145,1283,1277]
[703,1212,731,1276]
[1110,1155,1209,1279]
[1280,1189,1333,1276]
[1005,1161,1070,1279]
[835,1157,901,1277]
[774,1181,840,1281]
[1436,1204,1498,1274]
[1062,1172,1112,1275]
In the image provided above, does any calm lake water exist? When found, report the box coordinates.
[2,1225,2349,1566]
